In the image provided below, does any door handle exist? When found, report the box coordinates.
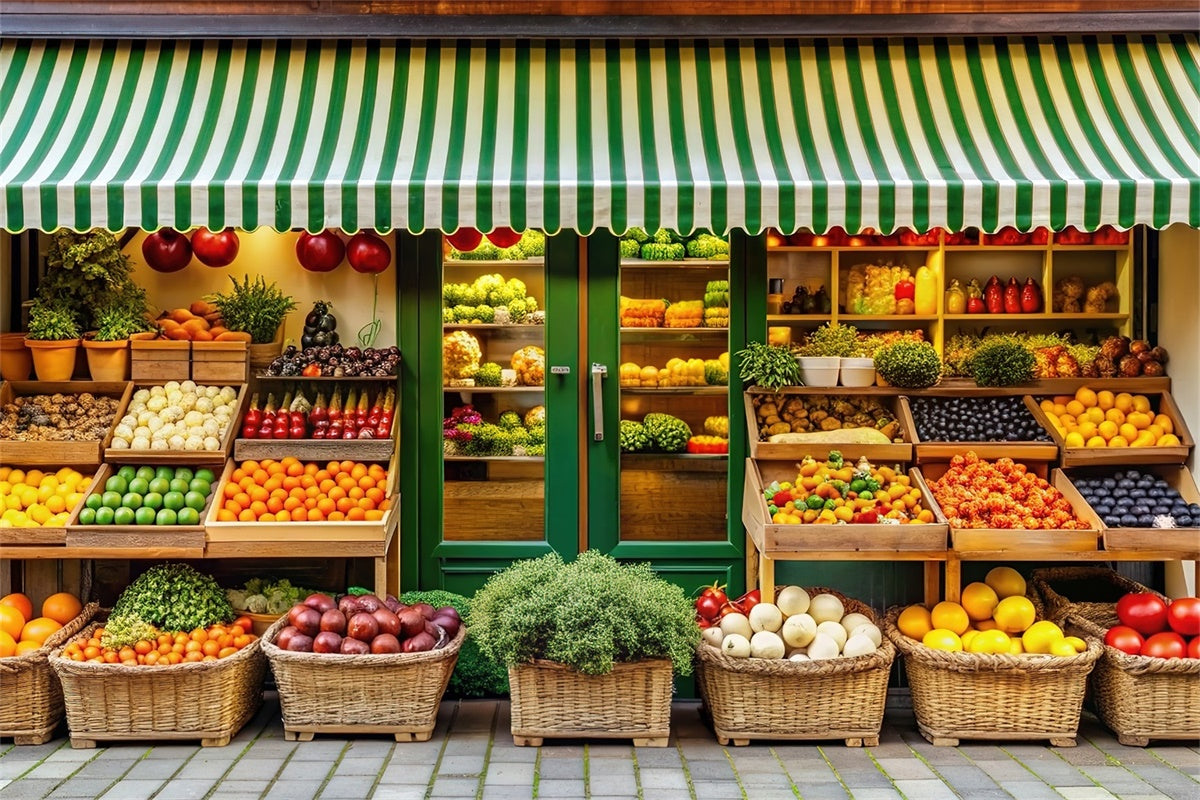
[591,363,608,441]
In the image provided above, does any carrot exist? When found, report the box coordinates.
[215,331,252,343]
[181,318,211,335]
[165,327,192,341]
[190,300,216,317]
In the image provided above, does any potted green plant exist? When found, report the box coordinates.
[206,275,297,372]
[24,300,82,381]
[840,335,880,387]
[470,551,699,746]
[796,322,858,387]
[41,230,141,332]
[735,341,803,390]
[873,340,943,389]
[82,294,153,381]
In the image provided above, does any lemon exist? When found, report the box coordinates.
[922,629,963,652]
[1009,638,1025,655]
[985,567,1027,599]
[1022,620,1065,654]
[994,596,1036,634]
[897,605,933,641]
[1064,431,1086,448]
[961,582,999,622]
[961,630,980,651]
[968,629,1011,654]
[975,618,999,631]
[1085,436,1108,448]
[931,601,970,636]
[1049,639,1079,657]
[1064,636,1088,653]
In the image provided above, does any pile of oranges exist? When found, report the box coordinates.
[214,458,391,523]
[1040,387,1181,449]
[0,591,84,657]
[59,617,258,666]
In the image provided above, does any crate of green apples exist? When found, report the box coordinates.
[66,463,217,551]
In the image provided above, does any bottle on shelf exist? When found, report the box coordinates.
[914,265,937,315]
[767,278,785,316]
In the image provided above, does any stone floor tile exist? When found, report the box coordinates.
[844,789,903,800]
[319,774,380,798]
[428,777,481,797]
[287,742,348,761]
[891,778,958,799]
[72,759,136,780]
[45,777,116,798]
[1055,787,1118,799]
[378,763,435,785]
[871,757,936,781]
[638,767,691,790]
[327,756,386,776]
[685,759,738,781]
[998,780,1073,800]
[22,760,83,780]
[535,758,583,780]
[480,786,535,800]
[0,779,57,800]
[143,745,199,760]
[150,779,219,799]
[41,748,96,763]
[934,763,1004,790]
[1111,795,1171,800]
[97,778,164,800]
[586,775,638,796]
[263,778,320,800]
[689,780,745,800]
[528,777,585,798]
[224,758,285,781]
[786,780,849,800]
[436,754,486,776]
[122,759,182,781]
[209,779,272,796]
[369,786,431,800]
[483,762,535,785]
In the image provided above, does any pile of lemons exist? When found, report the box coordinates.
[1041,387,1181,449]
[0,467,93,528]
[897,567,1086,656]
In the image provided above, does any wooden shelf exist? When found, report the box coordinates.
[619,386,727,395]
[766,314,830,323]
[443,258,543,267]
[254,374,397,382]
[769,245,938,253]
[944,313,1127,322]
[621,452,728,461]
[1050,244,1130,252]
[443,386,545,393]
[944,244,1048,252]
[619,259,730,269]
[839,314,939,322]
[444,455,545,463]
[619,326,728,335]
[442,323,544,334]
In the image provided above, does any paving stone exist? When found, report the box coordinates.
[42,747,96,763]
[387,745,442,765]
[586,775,638,796]
[123,759,182,780]
[209,779,272,796]
[244,741,298,759]
[1110,794,1171,800]
[975,758,1038,782]
[369,786,431,800]
[97,779,163,800]
[436,754,486,776]
[1079,765,1157,793]
[72,759,136,780]
[1057,745,1118,766]
[1021,760,1098,787]
[204,794,266,800]
[143,745,200,760]
[872,757,937,781]
[638,767,691,790]
[529,777,585,798]
[685,759,738,781]
[23,760,84,779]
[346,741,395,758]
[583,745,632,760]
[956,744,1010,761]
[0,778,56,800]
[480,786,536,800]
[890,778,958,799]
[276,759,335,782]
[429,777,481,797]
[149,779,219,799]
[379,763,435,785]
[1054,787,1118,799]
[319,774,380,797]
[46,777,116,798]
[224,758,285,781]
[737,771,792,789]
[843,789,902,800]
[689,780,745,800]
[535,758,583,780]
[951,790,1012,800]
[1127,764,1200,796]
[836,768,892,789]
[635,749,684,768]
[288,742,348,761]
[483,762,535,785]
[452,701,498,733]
[998,779,1074,800]
[328,756,386,776]
[96,748,150,762]
[933,763,1004,791]
[1146,747,1200,772]
[785,780,848,799]
[263,778,320,800]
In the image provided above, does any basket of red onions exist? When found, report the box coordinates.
[262,592,465,742]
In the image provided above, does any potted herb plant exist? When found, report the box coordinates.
[470,551,699,746]
[796,322,859,387]
[24,300,82,381]
[735,341,803,390]
[206,275,297,373]
[873,340,943,389]
[41,230,141,332]
[82,297,152,381]
[0,331,32,380]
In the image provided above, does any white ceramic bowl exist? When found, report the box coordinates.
[839,357,876,387]
[796,356,840,387]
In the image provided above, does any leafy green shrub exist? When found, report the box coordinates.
[735,341,802,390]
[42,230,140,331]
[207,275,297,344]
[873,341,942,388]
[92,300,152,342]
[401,590,509,698]
[106,563,234,647]
[970,340,1037,387]
[470,551,699,676]
[26,300,81,341]
[798,322,859,358]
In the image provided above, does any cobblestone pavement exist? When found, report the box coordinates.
[1,696,1197,799]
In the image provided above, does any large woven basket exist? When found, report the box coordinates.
[0,603,97,745]
[1064,611,1200,746]
[49,619,266,749]
[262,617,464,742]
[508,657,674,747]
[1031,567,1159,624]
[696,587,895,747]
[884,604,1102,747]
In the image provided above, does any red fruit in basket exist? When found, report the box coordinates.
[1189,637,1200,659]
[397,607,427,638]
[402,632,435,653]
[370,633,401,654]
[304,593,336,614]
[312,631,342,654]
[411,602,435,620]
[355,594,383,614]
[347,612,379,643]
[1104,625,1144,656]
[383,595,403,614]
[1167,597,1200,637]
[1141,631,1186,659]
[432,614,460,639]
[337,595,362,617]
[372,608,401,638]
[339,636,370,655]
[434,606,460,624]
[288,605,321,638]
[1117,593,1169,636]
[319,609,347,635]
[284,633,314,653]
[276,626,301,651]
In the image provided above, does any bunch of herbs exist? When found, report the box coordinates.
[26,299,81,341]
[735,341,802,390]
[207,275,297,344]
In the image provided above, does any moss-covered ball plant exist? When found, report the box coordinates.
[970,340,1037,387]
[873,341,942,389]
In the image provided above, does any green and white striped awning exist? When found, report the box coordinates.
[2,36,1198,235]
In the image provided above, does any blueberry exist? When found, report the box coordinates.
[1102,478,1117,489]
[1120,514,1140,527]
[1176,515,1194,527]
[1147,487,1164,498]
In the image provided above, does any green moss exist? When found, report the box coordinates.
[400,590,509,698]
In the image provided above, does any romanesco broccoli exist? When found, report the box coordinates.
[517,230,546,258]
[619,238,642,259]
[640,242,685,261]
[624,227,650,243]
[506,298,528,322]
[498,410,524,430]
[475,362,503,387]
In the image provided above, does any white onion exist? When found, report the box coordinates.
[809,593,845,625]
[164,380,181,393]
[840,612,873,637]
[843,633,878,658]
[781,613,817,648]
[850,623,883,648]
[816,620,848,651]
[750,630,786,659]
[721,633,751,658]
[150,438,169,451]
[184,436,203,451]
[776,585,811,617]
[133,389,150,403]
[110,438,129,449]
[719,613,753,640]
[748,603,783,633]
[146,395,166,412]
[113,424,133,440]
[701,627,724,648]
[203,436,221,451]
[131,436,151,450]
[195,397,213,413]
[150,385,166,397]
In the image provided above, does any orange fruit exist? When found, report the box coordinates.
[1096,390,1115,410]
[922,629,963,652]
[0,605,26,639]
[931,601,970,636]
[238,509,257,522]
[347,507,366,521]
[365,510,384,521]
[993,596,1036,635]
[897,605,933,640]
[1,593,34,622]
[960,582,1000,622]
[327,511,345,522]
[20,617,62,644]
[15,640,41,656]
[0,630,16,657]
[42,592,82,625]
[984,566,1027,599]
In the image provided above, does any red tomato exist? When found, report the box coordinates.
[700,581,728,606]
[1141,631,1187,660]
[1189,637,1200,659]
[232,615,254,631]
[1104,625,1145,656]
[695,595,722,621]
[1116,592,1169,636]
[1167,597,1200,637]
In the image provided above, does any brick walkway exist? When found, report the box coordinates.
[1,696,1197,799]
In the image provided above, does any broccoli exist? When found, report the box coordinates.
[442,282,468,307]
[110,562,234,634]
[486,285,515,306]
[506,277,527,300]
[454,242,500,262]
[475,362,503,387]
[619,238,642,259]
[686,234,731,259]
[453,304,477,322]
[643,412,692,453]
[442,307,456,324]
[524,443,546,457]
[498,410,524,430]
[517,230,546,258]
[619,420,650,452]
[473,305,495,324]
[463,423,505,456]
[497,245,525,261]
[624,227,650,243]
[524,296,538,314]
[506,298,528,323]
[653,228,674,245]
[526,424,546,445]
[640,242,685,261]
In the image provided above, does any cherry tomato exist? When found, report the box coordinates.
[699,581,728,606]
[695,595,722,621]
[736,589,762,613]
[1166,597,1200,637]
[1188,636,1200,660]
[1117,592,1169,636]
[1141,631,1186,660]
[1104,625,1144,656]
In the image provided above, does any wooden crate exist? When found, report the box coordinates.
[743,390,913,463]
[0,468,96,548]
[0,381,132,466]
[105,383,248,467]
[1028,390,1193,466]
[919,460,1100,554]
[234,437,395,463]
[130,339,190,382]
[64,463,210,550]
[204,446,399,543]
[742,459,947,554]
[191,341,248,384]
[1058,465,1200,555]
[898,395,1061,464]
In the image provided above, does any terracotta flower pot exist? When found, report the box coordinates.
[24,338,80,381]
[82,336,130,381]
[0,332,32,380]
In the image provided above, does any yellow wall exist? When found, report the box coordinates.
[124,230,399,348]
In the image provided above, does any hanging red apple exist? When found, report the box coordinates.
[445,228,483,252]
[191,227,240,267]
[485,227,523,248]
[346,232,391,274]
[142,229,192,272]
[296,231,345,272]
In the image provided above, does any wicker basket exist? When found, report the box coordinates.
[0,603,97,745]
[884,605,1102,747]
[261,617,464,742]
[48,619,266,749]
[508,657,674,747]
[695,588,895,747]
[1032,567,1159,624]
[1064,612,1200,746]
